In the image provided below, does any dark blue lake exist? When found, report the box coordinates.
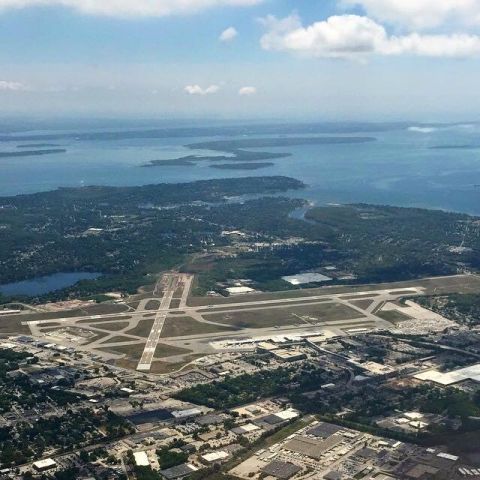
[0,272,102,296]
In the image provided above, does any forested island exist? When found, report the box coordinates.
[0,148,66,158]
[141,135,375,167]
[209,162,274,170]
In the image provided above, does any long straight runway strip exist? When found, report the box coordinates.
[136,274,179,371]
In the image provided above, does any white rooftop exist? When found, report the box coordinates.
[202,451,229,462]
[226,286,255,295]
[239,423,260,433]
[273,409,300,421]
[282,273,332,285]
[414,364,480,386]
[134,451,150,467]
[171,408,202,418]
[33,458,56,470]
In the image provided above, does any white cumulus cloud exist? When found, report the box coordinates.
[0,0,262,17]
[0,80,26,91]
[184,84,220,95]
[260,14,480,59]
[219,26,238,42]
[238,86,256,96]
[341,0,480,30]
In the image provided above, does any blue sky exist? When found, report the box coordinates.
[1,0,480,120]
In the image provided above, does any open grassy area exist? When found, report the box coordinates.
[161,316,234,338]
[376,309,412,323]
[144,300,160,310]
[197,299,331,314]
[38,321,62,328]
[203,302,363,328]
[169,299,181,309]
[154,342,191,358]
[340,294,380,300]
[81,303,129,315]
[77,315,131,324]
[80,331,111,344]
[350,299,375,310]
[90,321,129,332]
[0,315,31,335]
[100,335,138,344]
[98,342,146,359]
[150,355,204,374]
[124,319,154,338]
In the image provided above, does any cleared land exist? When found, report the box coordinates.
[81,303,129,315]
[144,300,160,310]
[169,299,181,309]
[160,316,233,338]
[124,319,154,338]
[98,342,146,359]
[100,335,138,344]
[204,302,363,329]
[350,299,375,310]
[77,315,131,324]
[376,310,412,323]
[150,355,204,374]
[88,321,129,332]
[153,343,192,358]
[0,316,31,335]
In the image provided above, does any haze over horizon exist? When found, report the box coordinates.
[1,0,480,121]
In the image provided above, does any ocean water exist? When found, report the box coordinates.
[1,122,479,215]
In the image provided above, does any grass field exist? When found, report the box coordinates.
[203,302,363,328]
[340,294,380,300]
[161,316,233,338]
[124,319,154,338]
[77,315,131,324]
[98,342,146,359]
[90,321,130,332]
[154,342,191,358]
[100,335,138,344]
[0,316,31,335]
[169,299,181,309]
[38,321,62,328]
[80,331,111,344]
[145,300,160,310]
[150,354,204,374]
[376,310,412,323]
[81,303,129,315]
[350,299,374,310]
[197,299,331,314]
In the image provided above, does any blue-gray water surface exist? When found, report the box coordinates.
[1,122,479,215]
[0,272,101,296]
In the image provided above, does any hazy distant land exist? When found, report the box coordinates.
[142,136,376,168]
[209,162,274,170]
[16,143,63,149]
[0,148,67,158]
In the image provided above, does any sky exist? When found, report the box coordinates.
[1,0,480,120]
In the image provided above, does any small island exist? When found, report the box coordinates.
[16,143,63,149]
[209,162,274,170]
[0,148,67,158]
[141,135,375,168]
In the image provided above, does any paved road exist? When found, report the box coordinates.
[136,273,179,371]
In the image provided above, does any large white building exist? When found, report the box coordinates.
[414,363,480,386]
